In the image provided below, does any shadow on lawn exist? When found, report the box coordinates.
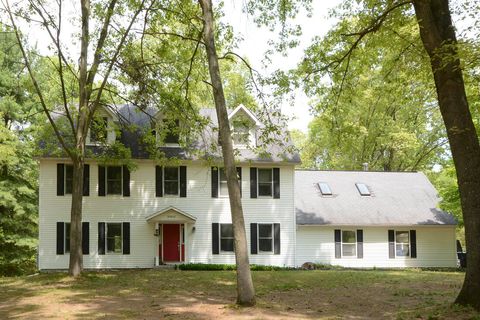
[0,269,477,319]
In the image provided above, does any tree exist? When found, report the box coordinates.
[0,24,38,275]
[198,0,256,306]
[295,0,480,310]
[3,0,149,276]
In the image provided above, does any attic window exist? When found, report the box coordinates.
[164,119,179,144]
[318,182,332,196]
[355,183,371,196]
[90,117,108,143]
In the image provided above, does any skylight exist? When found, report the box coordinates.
[318,182,332,196]
[355,183,371,196]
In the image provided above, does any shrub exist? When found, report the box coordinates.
[178,263,297,271]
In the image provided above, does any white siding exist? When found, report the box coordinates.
[38,160,296,269]
[295,225,457,268]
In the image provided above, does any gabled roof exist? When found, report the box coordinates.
[295,170,456,226]
[146,206,197,223]
[228,104,262,126]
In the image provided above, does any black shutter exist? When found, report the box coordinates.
[211,167,219,198]
[250,223,258,254]
[410,230,417,258]
[212,223,219,254]
[122,165,130,197]
[123,222,130,254]
[57,164,65,196]
[274,223,281,254]
[83,164,90,196]
[82,222,89,255]
[357,229,364,259]
[250,168,257,198]
[388,230,395,259]
[98,166,106,196]
[155,166,163,197]
[56,222,65,254]
[98,222,105,254]
[334,229,341,258]
[273,168,280,199]
[180,166,187,197]
[236,167,242,197]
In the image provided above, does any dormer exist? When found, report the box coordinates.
[153,112,180,147]
[86,106,117,146]
[228,104,261,148]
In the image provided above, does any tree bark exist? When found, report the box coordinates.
[69,158,84,276]
[198,0,256,306]
[413,0,480,310]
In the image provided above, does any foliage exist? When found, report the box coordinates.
[177,263,296,271]
[0,24,38,276]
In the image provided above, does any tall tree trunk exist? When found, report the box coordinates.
[413,0,480,310]
[67,0,91,277]
[198,0,256,306]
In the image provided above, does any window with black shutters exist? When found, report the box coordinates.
[107,166,122,195]
[65,165,73,194]
[395,231,410,257]
[106,223,122,254]
[164,167,179,195]
[220,224,234,252]
[258,169,273,197]
[64,223,71,253]
[258,224,273,252]
[341,230,356,257]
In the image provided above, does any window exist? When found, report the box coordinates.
[355,183,371,196]
[65,165,73,194]
[107,166,122,195]
[258,224,273,252]
[318,182,332,196]
[164,167,179,195]
[90,117,108,143]
[232,125,250,146]
[341,230,356,257]
[219,168,228,196]
[220,224,234,252]
[163,119,179,144]
[258,169,273,197]
[64,223,71,253]
[396,231,410,257]
[106,223,122,253]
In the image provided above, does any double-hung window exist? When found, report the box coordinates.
[258,169,273,197]
[258,224,273,252]
[220,224,234,252]
[219,168,228,196]
[106,223,122,254]
[395,231,410,257]
[164,167,179,196]
[90,117,108,144]
[341,230,356,257]
[106,166,122,195]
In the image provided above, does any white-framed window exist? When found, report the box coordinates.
[258,224,273,252]
[164,119,180,144]
[163,166,180,196]
[64,222,71,253]
[64,165,73,194]
[219,168,228,196]
[395,231,410,257]
[89,116,108,144]
[106,223,122,254]
[341,230,356,257]
[258,168,273,197]
[232,125,250,146]
[106,166,122,195]
[220,223,234,252]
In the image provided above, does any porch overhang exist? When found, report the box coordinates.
[146,206,197,224]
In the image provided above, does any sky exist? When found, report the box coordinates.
[20,0,340,132]
[220,1,341,132]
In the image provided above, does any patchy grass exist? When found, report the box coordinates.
[0,269,478,319]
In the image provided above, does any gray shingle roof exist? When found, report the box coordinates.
[113,104,300,163]
[295,170,456,226]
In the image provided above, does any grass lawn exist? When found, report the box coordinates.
[0,269,478,319]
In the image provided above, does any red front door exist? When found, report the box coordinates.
[163,224,180,262]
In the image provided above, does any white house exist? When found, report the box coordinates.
[37,104,457,270]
